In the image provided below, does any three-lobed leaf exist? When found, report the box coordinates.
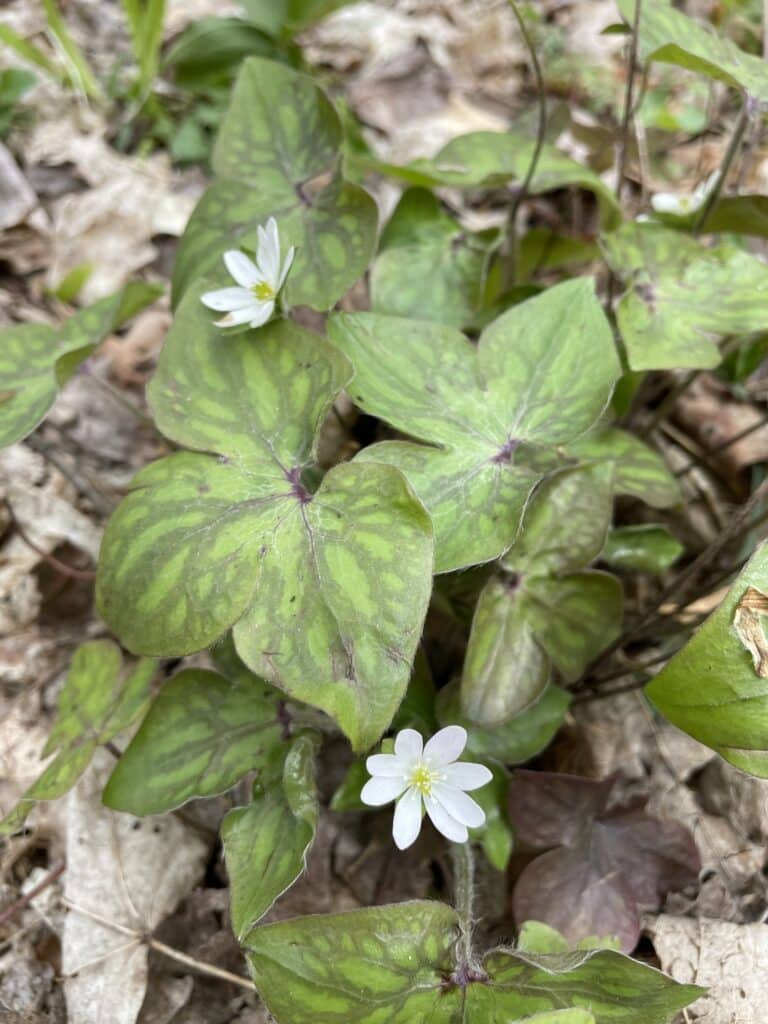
[172,57,377,311]
[0,281,161,448]
[330,278,620,573]
[96,286,433,751]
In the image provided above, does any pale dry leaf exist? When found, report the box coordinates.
[733,586,768,677]
[62,750,209,1024]
[0,141,39,230]
[647,915,768,1023]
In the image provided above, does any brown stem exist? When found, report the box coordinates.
[0,861,66,926]
[3,498,96,581]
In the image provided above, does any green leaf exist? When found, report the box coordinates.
[437,680,571,765]
[371,188,494,328]
[653,194,768,238]
[619,0,768,100]
[121,0,165,92]
[0,642,155,834]
[601,222,768,371]
[0,281,161,448]
[96,287,433,751]
[223,732,318,939]
[243,0,357,36]
[172,57,377,311]
[330,278,620,572]
[602,525,683,575]
[518,922,622,956]
[102,668,292,815]
[164,17,277,89]
[461,468,622,724]
[368,132,620,228]
[567,426,679,508]
[469,762,514,871]
[245,901,700,1023]
[645,543,768,776]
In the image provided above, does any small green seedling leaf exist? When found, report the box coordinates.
[646,544,768,776]
[461,467,622,725]
[0,281,161,448]
[97,287,433,751]
[243,0,358,36]
[0,642,155,834]
[371,188,495,328]
[567,426,680,508]
[619,0,768,101]
[163,17,277,90]
[223,732,318,939]
[245,900,701,1023]
[602,222,768,371]
[103,668,293,815]
[330,278,620,572]
[173,57,377,311]
[602,525,683,575]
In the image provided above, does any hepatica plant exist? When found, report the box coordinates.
[12,4,768,1019]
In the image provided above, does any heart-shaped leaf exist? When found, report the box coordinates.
[96,285,433,751]
[619,0,768,100]
[330,278,620,572]
[602,222,768,370]
[103,668,292,815]
[509,771,701,953]
[0,281,161,448]
[371,188,494,328]
[645,543,768,776]
[245,900,700,1023]
[223,732,318,939]
[172,57,377,311]
[461,467,622,724]
[602,525,683,575]
[0,642,155,834]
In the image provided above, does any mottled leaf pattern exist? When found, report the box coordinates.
[330,278,620,572]
[223,733,318,939]
[103,669,291,815]
[646,543,768,777]
[602,525,683,575]
[0,281,161,448]
[172,57,377,310]
[567,427,679,509]
[602,223,768,370]
[619,0,768,100]
[0,642,155,834]
[96,285,433,750]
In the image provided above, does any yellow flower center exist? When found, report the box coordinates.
[252,281,276,301]
[409,762,439,796]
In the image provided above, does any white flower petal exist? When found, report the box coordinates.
[366,753,407,777]
[360,776,407,806]
[424,793,468,843]
[423,725,467,766]
[213,303,263,328]
[257,218,281,285]
[650,193,688,215]
[223,250,261,288]
[200,287,255,312]
[443,762,493,792]
[278,245,295,289]
[432,783,485,829]
[394,728,423,761]
[248,300,274,328]
[392,786,423,850]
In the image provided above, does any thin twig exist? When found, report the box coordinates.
[502,0,546,290]
[3,498,96,581]
[693,96,752,235]
[0,861,66,926]
[149,939,256,991]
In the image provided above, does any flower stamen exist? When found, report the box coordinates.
[252,281,275,301]
[408,763,439,796]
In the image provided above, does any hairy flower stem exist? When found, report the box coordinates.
[451,841,477,969]
[692,96,752,235]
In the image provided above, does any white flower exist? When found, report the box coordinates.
[650,171,718,217]
[361,726,492,850]
[200,217,295,329]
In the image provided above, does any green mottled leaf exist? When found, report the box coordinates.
[602,525,683,575]
[646,543,768,776]
[370,132,620,228]
[437,680,571,765]
[330,278,620,572]
[567,427,679,508]
[97,286,433,751]
[103,668,291,815]
[172,57,377,311]
[518,922,622,956]
[602,222,768,371]
[461,468,622,724]
[0,642,155,834]
[223,733,318,939]
[0,281,161,448]
[619,0,768,100]
[245,901,700,1023]
[371,188,494,328]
